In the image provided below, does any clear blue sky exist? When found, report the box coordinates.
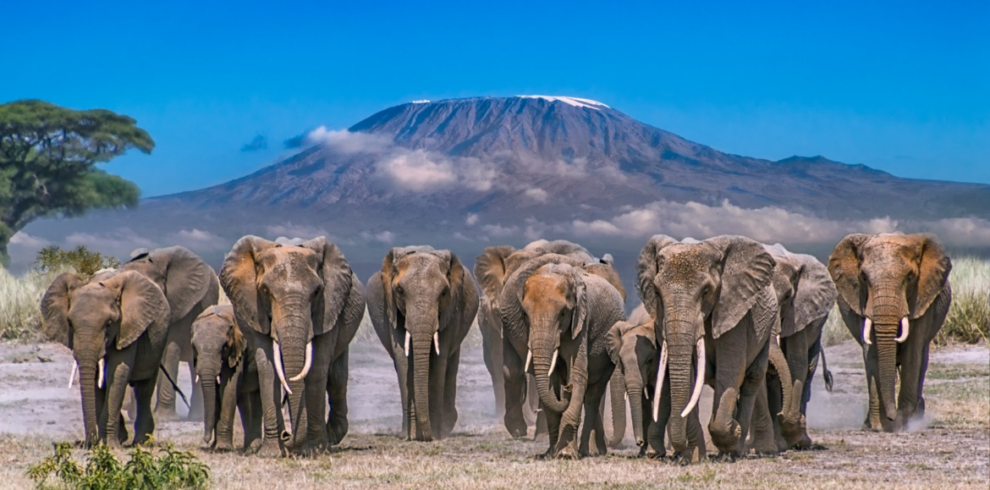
[3,0,987,196]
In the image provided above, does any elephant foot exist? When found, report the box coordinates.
[327,418,348,446]
[292,442,329,458]
[645,447,665,459]
[709,451,738,463]
[154,408,180,423]
[752,441,779,456]
[555,445,579,460]
[213,440,235,453]
[672,451,693,466]
[253,438,286,458]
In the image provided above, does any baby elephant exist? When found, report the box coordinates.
[191,305,262,452]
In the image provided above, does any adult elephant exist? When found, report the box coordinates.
[190,304,261,452]
[637,235,782,460]
[607,305,707,461]
[366,246,479,441]
[475,239,626,442]
[828,233,952,432]
[42,270,170,448]
[752,244,837,450]
[220,236,366,456]
[123,246,219,421]
[500,254,625,458]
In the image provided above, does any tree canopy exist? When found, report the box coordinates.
[0,99,153,264]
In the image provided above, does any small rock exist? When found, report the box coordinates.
[37,355,53,363]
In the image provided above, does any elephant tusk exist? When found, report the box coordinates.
[433,332,440,355]
[272,344,292,395]
[68,362,77,389]
[775,335,780,346]
[549,349,559,375]
[195,374,200,384]
[863,317,873,346]
[681,337,705,418]
[405,332,411,357]
[216,375,222,384]
[97,358,105,389]
[524,350,532,373]
[652,341,668,422]
[289,342,312,382]
[896,317,910,343]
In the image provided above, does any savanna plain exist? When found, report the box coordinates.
[0,259,988,489]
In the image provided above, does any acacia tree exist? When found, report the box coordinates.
[0,100,154,264]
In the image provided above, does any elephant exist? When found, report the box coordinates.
[828,233,952,432]
[500,254,625,458]
[220,236,366,456]
[751,243,837,451]
[41,270,170,448]
[190,304,262,452]
[606,304,707,461]
[475,239,627,443]
[366,246,480,441]
[637,235,783,461]
[122,246,220,421]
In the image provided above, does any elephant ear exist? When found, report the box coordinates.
[474,245,515,307]
[706,235,777,339]
[41,273,82,349]
[584,261,626,302]
[569,267,588,340]
[636,235,679,319]
[220,236,277,335]
[155,246,215,323]
[911,234,952,319]
[102,271,170,349]
[605,320,631,365]
[785,253,837,336]
[216,307,245,369]
[437,250,470,329]
[301,237,354,336]
[828,234,870,316]
[380,248,403,330]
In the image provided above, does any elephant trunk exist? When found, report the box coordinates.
[531,321,569,413]
[607,369,626,448]
[412,330,434,441]
[768,341,800,443]
[624,369,646,447]
[79,363,100,446]
[870,286,905,422]
[665,328,695,453]
[200,375,218,446]
[278,334,309,449]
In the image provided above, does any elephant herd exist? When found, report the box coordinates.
[39,232,952,463]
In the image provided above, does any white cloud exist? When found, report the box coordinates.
[64,228,157,258]
[306,126,392,155]
[524,187,549,203]
[9,231,49,248]
[378,150,458,191]
[265,223,331,240]
[375,231,395,243]
[465,213,480,226]
[480,224,519,238]
[171,229,226,249]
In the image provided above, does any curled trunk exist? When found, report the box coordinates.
[531,327,569,413]
[768,342,797,426]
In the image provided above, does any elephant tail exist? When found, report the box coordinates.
[819,348,834,393]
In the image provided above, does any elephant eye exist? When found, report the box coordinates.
[395,285,404,295]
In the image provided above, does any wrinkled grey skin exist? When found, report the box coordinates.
[751,244,837,451]
[366,246,479,441]
[637,235,780,461]
[191,304,262,452]
[220,236,365,457]
[42,270,170,448]
[500,255,625,458]
[122,246,220,422]
[475,240,627,443]
[829,233,952,432]
[607,305,708,460]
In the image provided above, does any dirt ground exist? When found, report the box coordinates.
[0,335,987,489]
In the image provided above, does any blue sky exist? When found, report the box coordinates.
[3,0,987,196]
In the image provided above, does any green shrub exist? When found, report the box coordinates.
[27,441,209,490]
[34,245,120,280]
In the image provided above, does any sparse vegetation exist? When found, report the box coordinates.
[34,245,120,280]
[27,441,209,490]
[0,265,71,340]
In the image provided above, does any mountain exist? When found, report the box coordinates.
[17,96,990,279]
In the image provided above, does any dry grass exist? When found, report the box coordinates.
[0,266,72,341]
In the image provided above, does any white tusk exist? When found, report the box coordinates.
[216,375,222,384]
[863,318,873,346]
[896,317,910,343]
[644,386,649,399]
[68,362,78,389]
[653,341,668,422]
[524,350,532,373]
[433,332,440,355]
[97,358,105,389]
[681,337,706,418]
[289,342,312,382]
[775,335,780,346]
[548,349,559,375]
[405,332,411,357]
[195,374,200,384]
[272,344,292,395]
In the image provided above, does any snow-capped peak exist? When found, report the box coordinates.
[410,99,431,104]
[516,95,610,110]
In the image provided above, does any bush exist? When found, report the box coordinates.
[34,245,120,280]
[0,266,71,340]
[27,441,209,490]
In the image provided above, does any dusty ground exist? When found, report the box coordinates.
[0,336,987,489]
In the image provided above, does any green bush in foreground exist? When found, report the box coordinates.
[27,441,209,490]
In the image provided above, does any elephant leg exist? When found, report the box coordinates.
[542,403,562,458]
[648,381,672,458]
[442,349,460,438]
[502,340,529,438]
[327,349,350,446]
[155,339,181,420]
[132,377,156,447]
[302,340,333,453]
[480,320,506,421]
[784,331,812,448]
[766,373,786,450]
[186,358,204,421]
[580,379,608,456]
[428,351,448,440]
[216,371,241,452]
[253,340,285,457]
[686,405,707,462]
[749,382,778,455]
[103,357,132,449]
[896,336,928,429]
[244,390,263,450]
[862,344,883,431]
[734,346,769,457]
[391,349,412,440]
